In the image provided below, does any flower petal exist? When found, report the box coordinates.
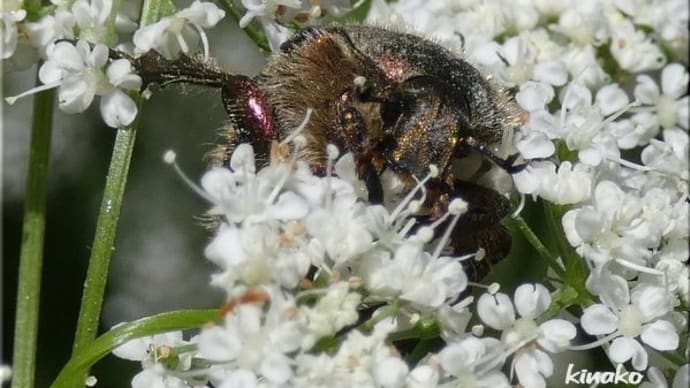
[477,292,515,330]
[581,304,618,335]
[58,75,96,113]
[640,320,679,351]
[538,319,577,352]
[100,89,138,128]
[609,337,648,370]
[661,63,689,98]
[514,283,551,318]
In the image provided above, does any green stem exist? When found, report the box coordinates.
[71,125,138,355]
[506,215,565,277]
[69,0,162,380]
[52,309,220,388]
[11,82,54,388]
[217,0,271,52]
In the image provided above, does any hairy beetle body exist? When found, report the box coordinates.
[123,24,526,279]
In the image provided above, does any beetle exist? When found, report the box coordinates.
[116,24,526,280]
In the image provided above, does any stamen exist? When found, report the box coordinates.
[607,155,654,172]
[568,332,619,351]
[407,199,422,213]
[476,335,537,376]
[282,108,313,144]
[615,258,664,277]
[5,81,61,105]
[353,75,366,88]
[175,32,190,55]
[265,164,292,205]
[310,5,322,18]
[487,282,500,294]
[429,212,450,229]
[432,198,468,259]
[397,218,417,237]
[602,100,641,125]
[390,164,438,221]
[192,23,210,61]
[512,193,526,218]
[163,150,216,203]
[471,324,484,336]
[414,226,434,243]
[325,144,340,209]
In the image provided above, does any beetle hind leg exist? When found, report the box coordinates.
[114,48,279,165]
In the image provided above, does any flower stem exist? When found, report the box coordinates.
[71,124,138,354]
[52,309,220,388]
[11,82,54,388]
[506,214,565,277]
[69,0,161,381]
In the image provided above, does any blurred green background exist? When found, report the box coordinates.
[2,18,264,387]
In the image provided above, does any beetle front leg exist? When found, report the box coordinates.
[335,92,385,203]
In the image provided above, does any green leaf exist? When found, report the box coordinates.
[51,309,220,388]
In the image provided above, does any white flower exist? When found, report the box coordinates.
[512,160,593,204]
[1,7,27,59]
[609,18,666,72]
[304,189,373,267]
[133,0,225,58]
[24,11,76,56]
[641,364,690,388]
[71,0,112,42]
[477,284,576,388]
[131,368,190,388]
[362,242,467,308]
[294,323,406,387]
[238,0,301,28]
[617,0,689,61]
[198,288,303,386]
[641,129,689,180]
[560,82,633,167]
[5,40,141,127]
[634,63,689,131]
[298,281,361,349]
[472,35,537,87]
[580,284,679,370]
[438,337,511,387]
[561,44,611,88]
[201,147,310,225]
[561,179,669,266]
[552,0,609,46]
[100,59,141,127]
[112,331,196,388]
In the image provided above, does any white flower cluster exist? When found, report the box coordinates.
[113,138,586,387]
[377,0,688,385]
[238,0,354,51]
[5,0,687,386]
[2,0,225,128]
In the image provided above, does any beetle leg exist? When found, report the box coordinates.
[457,136,527,173]
[423,179,512,282]
[109,49,279,164]
[335,91,384,203]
